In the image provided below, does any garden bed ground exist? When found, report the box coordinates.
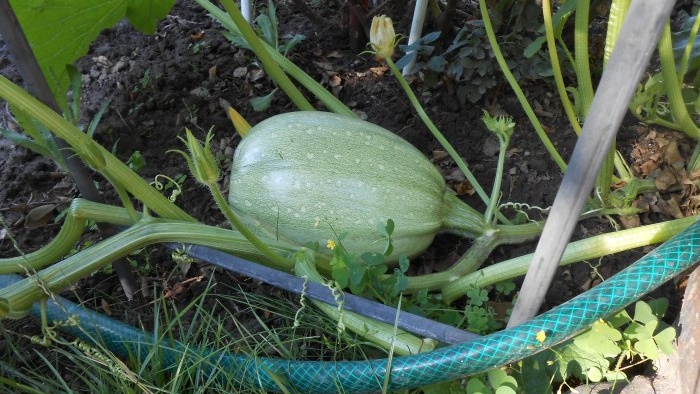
[0,1,697,392]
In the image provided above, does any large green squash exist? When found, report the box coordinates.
[228,111,482,261]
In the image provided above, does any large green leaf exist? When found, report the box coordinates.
[126,0,176,34]
[9,0,175,109]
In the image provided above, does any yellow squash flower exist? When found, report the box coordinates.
[535,330,547,344]
[326,239,337,250]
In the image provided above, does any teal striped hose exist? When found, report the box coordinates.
[2,217,699,392]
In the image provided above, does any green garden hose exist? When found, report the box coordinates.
[2,217,699,392]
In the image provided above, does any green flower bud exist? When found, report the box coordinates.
[173,128,219,187]
[481,110,515,144]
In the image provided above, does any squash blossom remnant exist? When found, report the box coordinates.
[535,330,547,343]
[172,128,219,187]
[370,15,397,61]
[326,239,337,250]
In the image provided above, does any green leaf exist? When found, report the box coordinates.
[604,369,627,382]
[382,241,394,257]
[523,36,546,58]
[126,150,146,172]
[586,366,604,382]
[384,219,394,237]
[520,354,555,393]
[625,320,657,341]
[647,298,669,320]
[330,256,349,288]
[654,326,676,356]
[10,0,175,109]
[279,34,305,55]
[573,322,622,358]
[250,89,277,111]
[0,128,54,161]
[126,0,176,34]
[466,376,492,394]
[634,337,660,360]
[487,368,517,391]
[361,252,385,266]
[349,266,365,288]
[394,274,408,294]
[608,308,632,328]
[398,256,410,273]
[632,301,657,324]
[551,338,612,381]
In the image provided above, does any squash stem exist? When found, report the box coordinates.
[442,215,698,303]
[404,231,499,291]
[196,0,356,117]
[542,0,581,135]
[209,186,293,270]
[441,193,487,238]
[384,57,492,211]
[0,219,295,318]
[0,75,194,222]
[405,220,543,292]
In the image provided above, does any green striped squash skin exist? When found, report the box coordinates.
[228,111,447,261]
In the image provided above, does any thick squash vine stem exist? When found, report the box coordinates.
[2,216,699,392]
[0,1,139,298]
[541,0,635,194]
[0,75,194,222]
[442,214,698,303]
[508,0,676,327]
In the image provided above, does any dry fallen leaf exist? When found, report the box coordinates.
[619,214,640,229]
[454,182,475,196]
[654,168,679,191]
[432,150,449,161]
[24,204,56,229]
[101,299,112,316]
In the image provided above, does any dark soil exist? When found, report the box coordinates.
[0,0,695,391]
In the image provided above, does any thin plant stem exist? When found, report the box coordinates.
[384,57,490,209]
[678,8,700,82]
[483,133,509,225]
[542,0,581,135]
[209,186,292,269]
[219,0,314,112]
[574,0,594,118]
[478,0,567,172]
[197,0,356,117]
[659,23,700,140]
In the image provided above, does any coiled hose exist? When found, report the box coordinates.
[2,218,699,393]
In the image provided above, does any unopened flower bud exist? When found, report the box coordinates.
[173,128,219,187]
[370,15,397,61]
